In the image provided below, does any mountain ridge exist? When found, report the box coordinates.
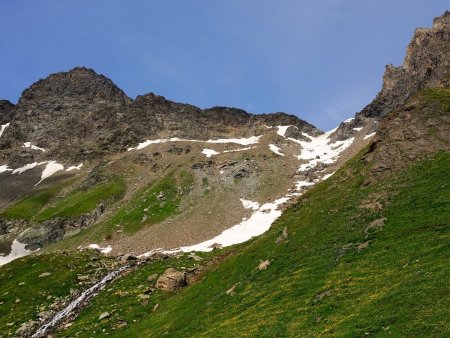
[0,67,320,167]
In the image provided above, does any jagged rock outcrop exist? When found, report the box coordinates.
[358,11,450,120]
[333,11,450,141]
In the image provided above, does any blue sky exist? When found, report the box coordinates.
[0,1,447,130]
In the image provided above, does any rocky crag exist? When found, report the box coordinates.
[333,11,450,141]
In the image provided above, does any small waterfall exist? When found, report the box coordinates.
[33,265,128,337]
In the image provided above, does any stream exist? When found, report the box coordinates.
[32,265,129,337]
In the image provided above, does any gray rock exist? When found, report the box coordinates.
[99,312,111,320]
[156,268,187,291]
[258,260,270,271]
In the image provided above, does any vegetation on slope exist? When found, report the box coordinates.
[44,171,194,250]
[1,179,126,222]
[102,171,193,234]
[57,151,449,337]
[0,252,115,336]
[1,181,72,220]
[34,180,126,221]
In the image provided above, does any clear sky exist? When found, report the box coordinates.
[0,1,447,130]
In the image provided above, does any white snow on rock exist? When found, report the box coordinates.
[177,197,289,253]
[364,132,376,140]
[0,240,36,267]
[128,136,262,151]
[206,136,262,145]
[0,123,10,139]
[223,146,255,153]
[269,144,284,156]
[139,196,292,257]
[240,198,260,211]
[87,244,112,254]
[344,117,355,123]
[296,128,354,172]
[295,180,315,190]
[0,165,13,174]
[23,142,46,152]
[276,125,291,137]
[35,161,64,186]
[202,149,220,158]
[66,163,83,171]
[353,127,363,132]
[12,162,38,175]
[322,172,335,181]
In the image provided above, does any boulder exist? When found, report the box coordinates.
[258,260,270,271]
[99,312,111,320]
[155,268,187,291]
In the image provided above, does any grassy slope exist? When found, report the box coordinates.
[1,181,72,220]
[34,180,126,222]
[58,151,449,337]
[1,179,126,222]
[0,252,114,336]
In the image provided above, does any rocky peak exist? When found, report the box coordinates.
[18,67,130,109]
[357,11,450,119]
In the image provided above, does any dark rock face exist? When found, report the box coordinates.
[14,203,106,250]
[0,68,320,166]
[0,100,15,124]
[358,11,450,120]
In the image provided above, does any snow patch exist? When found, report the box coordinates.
[205,136,262,145]
[0,123,10,139]
[353,127,363,132]
[295,180,315,190]
[66,163,83,171]
[364,132,376,140]
[322,172,335,181]
[0,165,12,174]
[87,244,112,254]
[223,146,255,153]
[202,149,219,158]
[177,197,289,252]
[0,240,36,267]
[276,125,291,137]
[23,142,46,152]
[35,161,64,186]
[128,136,262,151]
[12,162,38,175]
[240,198,260,211]
[344,117,355,123]
[269,144,284,156]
